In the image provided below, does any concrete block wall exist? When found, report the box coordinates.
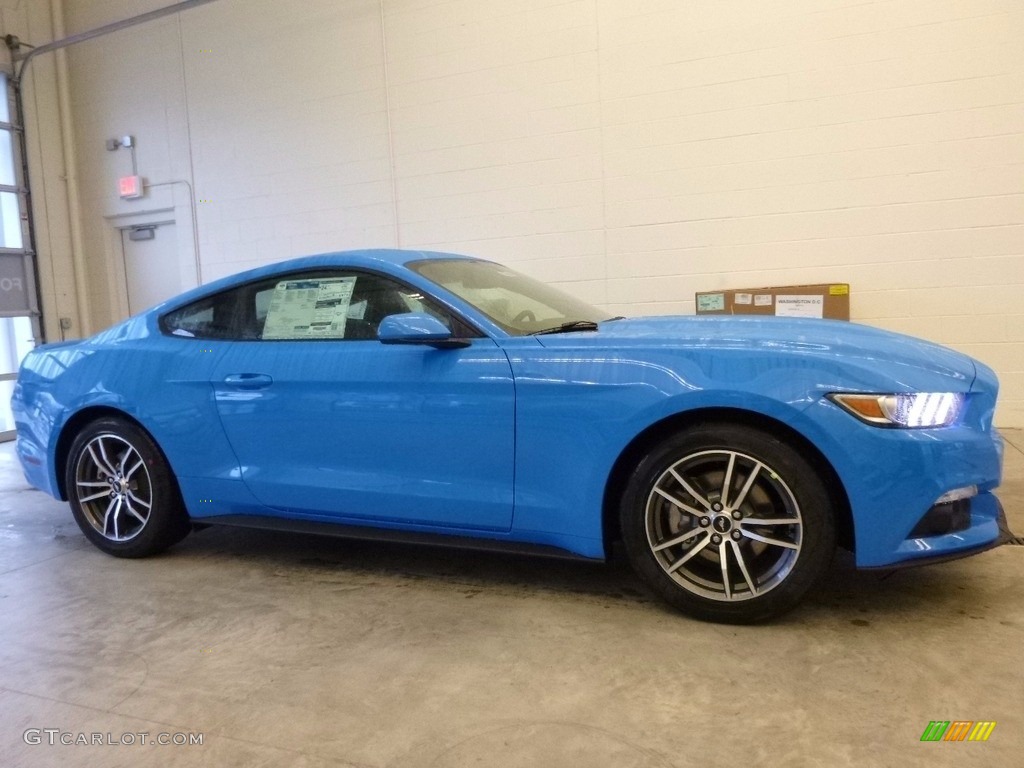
[65,12,197,319]
[40,0,1024,425]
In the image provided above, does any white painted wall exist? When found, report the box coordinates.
[32,0,1024,425]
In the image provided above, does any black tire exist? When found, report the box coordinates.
[620,422,836,623]
[65,417,191,558]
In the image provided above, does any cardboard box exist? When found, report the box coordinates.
[695,283,850,320]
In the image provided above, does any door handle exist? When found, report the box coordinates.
[222,373,274,390]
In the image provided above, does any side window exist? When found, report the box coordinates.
[164,270,468,341]
[162,290,241,339]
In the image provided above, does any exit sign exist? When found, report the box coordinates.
[119,175,143,199]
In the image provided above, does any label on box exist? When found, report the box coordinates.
[697,293,725,312]
[775,295,824,319]
[829,284,849,296]
[734,293,752,305]
[754,294,773,307]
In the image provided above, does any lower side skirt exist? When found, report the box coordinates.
[194,514,601,562]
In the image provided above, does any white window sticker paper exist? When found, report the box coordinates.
[754,294,773,307]
[697,293,726,312]
[775,295,824,319]
[262,277,357,339]
[734,293,752,305]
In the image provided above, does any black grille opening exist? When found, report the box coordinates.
[908,499,971,539]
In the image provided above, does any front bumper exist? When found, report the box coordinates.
[859,492,1009,569]
[803,394,1004,568]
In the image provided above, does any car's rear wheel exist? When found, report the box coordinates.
[66,417,191,557]
[620,423,836,623]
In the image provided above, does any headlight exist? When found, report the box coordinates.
[828,392,965,428]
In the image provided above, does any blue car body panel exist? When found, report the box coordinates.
[209,337,515,531]
[11,249,1004,567]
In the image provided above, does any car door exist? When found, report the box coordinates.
[207,269,515,532]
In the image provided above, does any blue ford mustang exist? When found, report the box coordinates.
[11,249,1008,622]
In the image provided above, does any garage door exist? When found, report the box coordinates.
[0,71,40,442]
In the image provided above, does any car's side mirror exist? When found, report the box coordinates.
[377,312,470,349]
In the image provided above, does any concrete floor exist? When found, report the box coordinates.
[1,434,1022,768]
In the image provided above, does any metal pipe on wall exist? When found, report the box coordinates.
[49,0,91,337]
[146,178,202,286]
[16,0,219,72]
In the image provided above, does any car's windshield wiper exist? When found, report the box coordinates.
[531,320,601,335]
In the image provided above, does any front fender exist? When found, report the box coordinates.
[506,345,845,556]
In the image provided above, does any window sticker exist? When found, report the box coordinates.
[697,293,725,312]
[262,277,357,339]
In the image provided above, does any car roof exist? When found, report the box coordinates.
[252,248,475,275]
[275,248,472,269]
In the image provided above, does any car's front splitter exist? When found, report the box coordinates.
[858,494,1012,570]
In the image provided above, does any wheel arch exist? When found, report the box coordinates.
[601,407,855,553]
[54,406,159,501]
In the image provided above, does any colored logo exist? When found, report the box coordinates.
[920,721,996,742]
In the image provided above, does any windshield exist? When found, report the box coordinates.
[409,259,613,335]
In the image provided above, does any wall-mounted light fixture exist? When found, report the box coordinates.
[105,135,134,152]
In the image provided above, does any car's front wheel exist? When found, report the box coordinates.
[66,417,191,557]
[620,423,836,623]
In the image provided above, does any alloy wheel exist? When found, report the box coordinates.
[73,433,153,542]
[644,449,803,601]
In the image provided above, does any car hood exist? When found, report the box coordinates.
[534,315,978,391]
